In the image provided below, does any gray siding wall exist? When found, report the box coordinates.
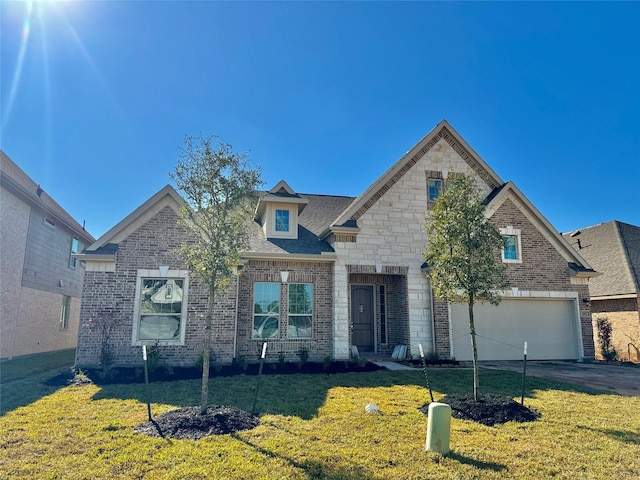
[22,208,87,298]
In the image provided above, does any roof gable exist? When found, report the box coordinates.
[485,181,595,272]
[331,120,504,228]
[87,185,183,251]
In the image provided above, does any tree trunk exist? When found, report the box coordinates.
[468,297,479,402]
[200,285,216,415]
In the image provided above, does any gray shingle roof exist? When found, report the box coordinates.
[563,221,640,298]
[248,193,355,255]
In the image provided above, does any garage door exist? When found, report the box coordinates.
[450,298,580,361]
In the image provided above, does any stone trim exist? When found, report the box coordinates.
[346,264,409,275]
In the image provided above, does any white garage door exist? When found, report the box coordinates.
[450,298,580,361]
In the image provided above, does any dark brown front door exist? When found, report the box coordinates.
[351,285,374,352]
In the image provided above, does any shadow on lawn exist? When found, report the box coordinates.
[90,368,605,421]
[576,425,640,445]
[231,432,375,480]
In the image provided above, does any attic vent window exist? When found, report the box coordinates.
[44,217,56,228]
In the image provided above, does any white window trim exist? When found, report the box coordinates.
[131,268,189,346]
[265,203,298,239]
[500,226,522,263]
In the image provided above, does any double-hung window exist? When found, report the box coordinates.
[288,283,313,338]
[253,283,280,339]
[133,270,188,344]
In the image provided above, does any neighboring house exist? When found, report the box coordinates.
[1,151,95,360]
[564,222,640,361]
[75,120,597,368]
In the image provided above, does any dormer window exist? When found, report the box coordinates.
[255,180,309,240]
[275,209,290,232]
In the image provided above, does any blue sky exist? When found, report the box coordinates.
[2,1,639,240]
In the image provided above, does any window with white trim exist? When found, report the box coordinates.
[288,283,313,338]
[265,203,298,239]
[500,227,522,263]
[253,282,280,339]
[132,270,188,345]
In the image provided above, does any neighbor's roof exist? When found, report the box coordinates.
[1,150,95,244]
[563,221,640,298]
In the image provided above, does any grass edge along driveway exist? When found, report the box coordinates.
[1,360,639,479]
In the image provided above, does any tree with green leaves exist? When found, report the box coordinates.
[424,172,508,401]
[171,134,263,414]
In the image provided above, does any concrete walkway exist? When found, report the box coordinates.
[373,361,416,371]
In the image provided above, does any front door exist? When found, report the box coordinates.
[351,285,374,352]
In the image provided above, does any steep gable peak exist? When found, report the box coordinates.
[87,184,183,251]
[269,180,297,195]
[331,120,504,227]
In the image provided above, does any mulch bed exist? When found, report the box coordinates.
[134,405,259,439]
[420,393,540,426]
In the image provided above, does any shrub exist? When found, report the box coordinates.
[296,347,309,367]
[596,316,617,361]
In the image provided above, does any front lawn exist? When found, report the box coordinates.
[1,365,638,479]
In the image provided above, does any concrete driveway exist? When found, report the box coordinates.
[479,360,640,396]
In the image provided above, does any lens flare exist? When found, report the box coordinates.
[2,1,34,130]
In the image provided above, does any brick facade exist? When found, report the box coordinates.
[592,297,640,361]
[75,121,597,365]
[235,259,335,362]
[431,197,595,359]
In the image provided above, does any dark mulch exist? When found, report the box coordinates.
[420,393,540,426]
[134,405,259,439]
[81,360,383,385]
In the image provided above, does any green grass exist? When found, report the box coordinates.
[0,349,76,415]
[1,359,639,479]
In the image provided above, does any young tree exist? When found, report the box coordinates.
[171,134,263,414]
[424,173,508,401]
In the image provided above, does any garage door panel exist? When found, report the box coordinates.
[451,299,579,361]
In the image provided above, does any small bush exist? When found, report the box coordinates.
[296,347,309,367]
[322,355,332,371]
[596,316,617,361]
[145,342,161,373]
